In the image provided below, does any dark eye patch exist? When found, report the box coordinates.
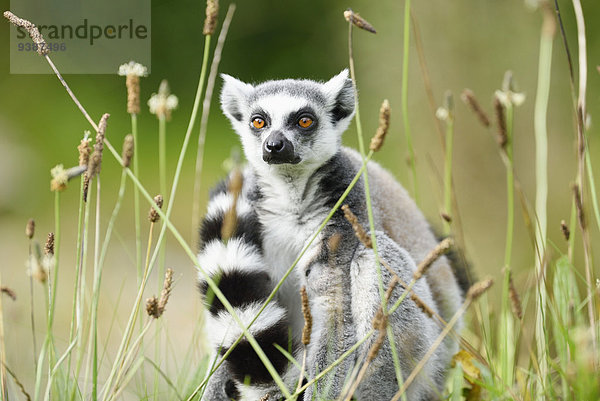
[286,107,318,131]
[249,107,271,133]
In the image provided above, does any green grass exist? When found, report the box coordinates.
[1,2,599,401]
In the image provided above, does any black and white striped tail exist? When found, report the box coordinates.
[197,173,291,390]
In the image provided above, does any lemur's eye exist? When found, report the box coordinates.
[298,117,313,129]
[252,117,265,129]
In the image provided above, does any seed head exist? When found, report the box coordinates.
[118,62,147,114]
[493,96,508,149]
[508,272,523,320]
[342,204,372,248]
[51,164,87,191]
[327,232,342,254]
[88,113,110,178]
[121,134,134,168]
[3,11,48,55]
[411,292,434,318]
[461,89,490,128]
[343,9,377,34]
[50,165,69,192]
[146,296,159,318]
[148,80,179,120]
[26,218,35,239]
[495,71,526,108]
[203,0,219,35]
[221,169,243,241]
[435,107,450,122]
[367,330,387,362]
[78,132,92,167]
[126,75,141,113]
[384,276,399,302]
[83,173,90,202]
[118,61,148,78]
[0,287,16,301]
[372,307,388,331]
[560,220,570,241]
[572,184,586,230]
[300,286,312,345]
[148,195,164,223]
[466,278,494,301]
[146,268,173,319]
[370,99,391,152]
[44,232,55,256]
[158,268,173,313]
[413,237,453,280]
[440,91,455,123]
[27,254,47,283]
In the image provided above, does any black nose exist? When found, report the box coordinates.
[262,131,300,164]
[266,136,284,152]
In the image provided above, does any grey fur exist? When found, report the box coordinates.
[199,71,464,400]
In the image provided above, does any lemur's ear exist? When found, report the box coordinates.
[322,69,355,123]
[221,74,254,123]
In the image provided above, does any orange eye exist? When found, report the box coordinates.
[298,117,313,128]
[252,117,265,129]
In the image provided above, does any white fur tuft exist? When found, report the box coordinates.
[220,74,254,123]
[204,302,287,349]
[197,237,264,278]
[206,192,253,219]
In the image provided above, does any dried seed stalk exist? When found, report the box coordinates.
[573,183,586,229]
[121,134,134,168]
[146,297,159,318]
[493,97,507,149]
[342,204,372,248]
[146,268,173,319]
[370,99,391,152]
[3,11,48,55]
[367,330,387,362]
[126,75,140,114]
[343,9,377,34]
[44,233,55,256]
[466,278,494,301]
[88,113,110,178]
[411,292,434,318]
[461,89,490,128]
[203,0,219,35]
[413,238,453,280]
[157,268,173,313]
[508,273,522,320]
[560,219,570,241]
[25,219,35,239]
[82,173,90,202]
[0,287,16,301]
[148,195,164,223]
[221,169,243,241]
[300,286,312,345]
[78,136,91,167]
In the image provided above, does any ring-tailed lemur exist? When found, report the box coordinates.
[197,70,469,400]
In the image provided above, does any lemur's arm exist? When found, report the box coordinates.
[197,174,291,400]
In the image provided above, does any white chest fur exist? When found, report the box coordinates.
[255,175,326,336]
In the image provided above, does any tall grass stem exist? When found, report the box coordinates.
[533,8,554,393]
[132,114,143,284]
[191,4,236,244]
[402,0,418,203]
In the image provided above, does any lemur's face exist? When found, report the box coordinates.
[220,70,355,175]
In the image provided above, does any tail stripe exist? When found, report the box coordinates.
[200,270,272,315]
[224,319,291,385]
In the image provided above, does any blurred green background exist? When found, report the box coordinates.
[0,0,599,395]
